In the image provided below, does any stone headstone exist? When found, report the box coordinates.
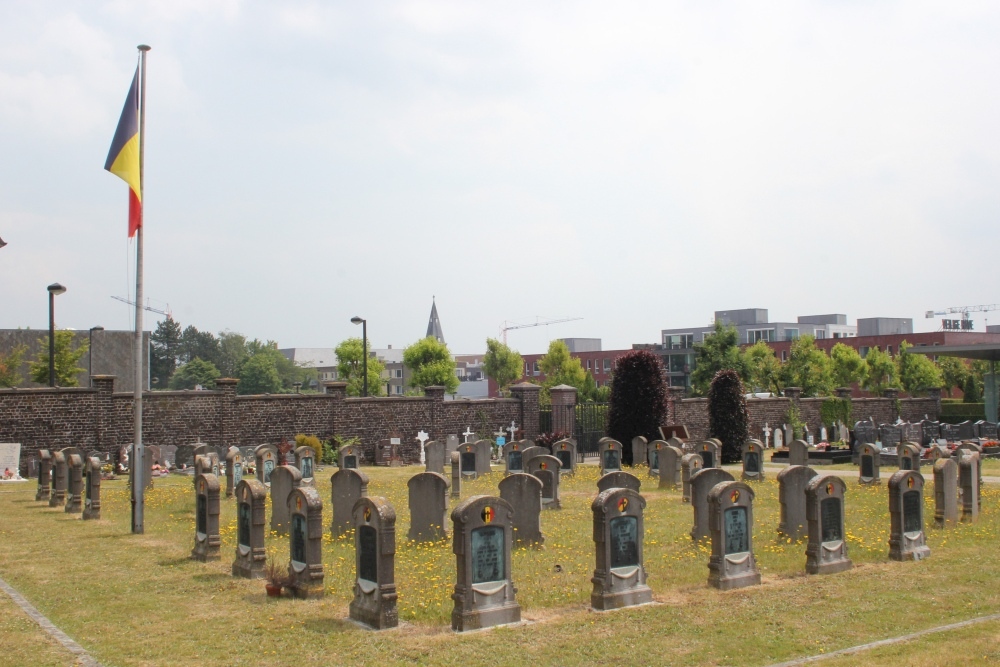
[658,445,684,490]
[788,440,810,467]
[933,458,958,527]
[330,468,369,537]
[269,465,303,535]
[681,453,703,503]
[697,440,721,469]
[407,472,450,541]
[897,443,921,471]
[977,421,998,440]
[647,440,667,476]
[35,450,52,501]
[450,451,461,498]
[631,436,648,468]
[338,444,361,470]
[777,465,818,540]
[458,442,479,479]
[689,467,735,542]
[0,443,21,479]
[49,451,67,507]
[773,428,784,450]
[474,440,493,475]
[598,439,623,475]
[445,434,460,455]
[499,473,544,547]
[294,446,317,485]
[920,420,941,446]
[225,446,242,498]
[708,481,761,590]
[888,471,930,561]
[783,425,794,449]
[901,422,922,444]
[957,420,976,440]
[64,453,84,513]
[959,454,979,523]
[940,423,961,442]
[597,471,642,494]
[853,420,876,449]
[805,474,852,575]
[519,445,545,469]
[160,444,177,467]
[286,486,325,598]
[350,496,398,630]
[232,478,268,579]
[741,440,765,481]
[450,495,521,631]
[590,488,652,610]
[859,443,880,485]
[880,424,902,448]
[425,440,446,475]
[552,439,577,476]
[82,456,102,521]
[254,444,278,486]
[191,472,222,562]
[175,444,196,469]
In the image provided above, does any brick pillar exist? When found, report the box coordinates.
[215,378,239,450]
[834,387,852,399]
[423,386,446,439]
[324,381,347,399]
[927,387,942,421]
[882,388,899,399]
[550,384,577,436]
[509,382,541,440]
[665,387,685,426]
[783,387,802,401]
[324,382,347,441]
[92,375,116,455]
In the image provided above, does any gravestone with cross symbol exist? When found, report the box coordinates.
[416,431,430,465]
[508,421,518,441]
[462,427,475,443]
[762,423,772,449]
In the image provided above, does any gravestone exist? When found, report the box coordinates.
[681,453,703,503]
[445,434,460,455]
[254,444,278,486]
[191,472,222,562]
[648,440,667,477]
[933,458,958,527]
[597,471,642,494]
[631,436,648,468]
[82,456,102,521]
[526,455,561,510]
[147,445,161,469]
[598,440,623,475]
[294,446,317,485]
[921,420,941,446]
[286,486,325,598]
[708,481,761,590]
[853,420,876,449]
[888,471,931,561]
[0,442,22,479]
[880,424,902,448]
[901,422,922,444]
[805,474,852,575]
[458,442,479,479]
[773,427,784,450]
[698,440,721,469]
[859,443,880,485]
[330,468,369,536]
[225,446,242,498]
[338,443,361,470]
[689,468,735,542]
[350,496,398,630]
[977,421,998,440]
[232,478,267,579]
[474,440,493,475]
[927,445,948,462]
[407,472,450,541]
[898,443,921,471]
[35,450,52,501]
[425,440,446,475]
[658,445,684,490]
[501,441,523,476]
[590,488,652,610]
[940,423,961,442]
[160,444,177,468]
[520,445,546,469]
[450,451,461,498]
[269,465,303,534]
[49,451,67,508]
[777,465,818,540]
[498,473,544,547]
[788,440,810,467]
[450,495,521,631]
[742,440,765,481]
[174,444,196,469]
[959,455,979,523]
[957,420,976,440]
[375,436,402,466]
[958,448,983,508]
[552,439,577,476]
[194,454,212,476]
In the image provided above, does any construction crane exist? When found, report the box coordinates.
[500,316,583,345]
[925,304,1000,331]
[111,295,172,318]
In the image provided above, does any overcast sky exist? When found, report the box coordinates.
[2,1,999,356]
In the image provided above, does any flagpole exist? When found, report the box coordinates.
[132,43,150,535]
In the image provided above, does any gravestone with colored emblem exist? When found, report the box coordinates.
[777,465,818,540]
[294,446,317,486]
[897,442,921,471]
[689,468,735,542]
[35,449,52,501]
[424,440,446,475]
[658,444,684,490]
[254,444,278,487]
[64,453,84,513]
[959,454,979,523]
[597,471,642,494]
[458,442,479,479]
[407,472,450,541]
[805,474,852,574]
[191,472,221,562]
[498,473,544,547]
[552,439,577,476]
[49,450,67,507]
[232,478,267,579]
[858,443,880,485]
[269,465,303,535]
[450,496,520,631]
[648,440,667,477]
[526,455,562,509]
[338,443,361,470]
[680,453,703,503]
[225,446,242,498]
[350,496,398,629]
[286,486,325,598]
[708,481,761,590]
[502,441,524,475]
[598,439,623,476]
[888,470,930,561]
[698,440,721,469]
[933,458,958,527]
[330,468,368,537]
[631,436,648,468]
[519,445,545,469]
[590,487,652,610]
[741,439,765,481]
[82,456,102,521]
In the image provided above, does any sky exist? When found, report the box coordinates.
[2,1,999,356]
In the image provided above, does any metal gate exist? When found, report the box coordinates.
[574,403,608,459]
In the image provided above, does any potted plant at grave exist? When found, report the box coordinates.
[264,557,287,597]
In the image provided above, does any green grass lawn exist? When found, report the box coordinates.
[1,464,998,667]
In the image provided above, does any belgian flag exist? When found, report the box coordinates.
[104,66,142,237]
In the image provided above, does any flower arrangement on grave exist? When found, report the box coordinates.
[263,557,289,596]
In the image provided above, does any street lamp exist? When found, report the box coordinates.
[88,326,104,387]
[350,316,368,397]
[46,283,66,387]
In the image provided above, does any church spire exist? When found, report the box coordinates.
[426,297,445,344]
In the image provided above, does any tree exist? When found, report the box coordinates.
[781,335,833,397]
[179,326,219,367]
[0,344,27,388]
[537,340,588,397]
[829,342,868,389]
[217,331,249,378]
[168,358,221,390]
[334,337,386,397]
[896,341,943,396]
[690,322,749,396]
[403,336,459,393]
[862,347,897,395]
[963,373,982,403]
[238,353,282,395]
[742,340,783,396]
[28,331,88,386]
[606,350,668,466]
[483,338,523,396]
[937,356,969,398]
[150,317,182,388]
[578,370,598,402]
[708,369,749,464]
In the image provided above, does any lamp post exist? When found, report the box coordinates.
[46,283,66,387]
[350,316,368,397]
[88,326,104,387]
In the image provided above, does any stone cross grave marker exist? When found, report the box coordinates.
[498,473,544,547]
[526,455,561,510]
[597,471,641,494]
[191,472,221,562]
[897,443,921,471]
[689,468,735,542]
[338,443,361,470]
[859,443,880,485]
[708,481,761,590]
[0,443,21,479]
[777,465,818,540]
[462,427,475,443]
[762,423,772,448]
[287,486,325,598]
[805,474,852,575]
[225,446,242,498]
[82,456,102,521]
[350,496,398,630]
[631,436,648,468]
[933,458,958,527]
[49,450,67,507]
[959,454,979,523]
[232,478,267,579]
[553,439,577,476]
[416,430,430,465]
[502,441,524,475]
[424,440,445,475]
[741,440,765,481]
[35,450,51,501]
[450,495,521,632]
[590,488,652,611]
[681,453,703,503]
[508,421,517,442]
[269,465,303,535]
[407,472,450,541]
[450,451,461,498]
[658,444,684,490]
[888,470,930,561]
[598,439,622,475]
[788,440,810,467]
[330,468,369,537]
[294,446,316,486]
[254,444,278,486]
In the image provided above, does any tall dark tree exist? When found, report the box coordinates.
[606,350,668,466]
[179,326,220,367]
[708,369,749,464]
[150,317,182,388]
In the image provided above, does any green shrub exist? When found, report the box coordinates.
[607,350,668,466]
